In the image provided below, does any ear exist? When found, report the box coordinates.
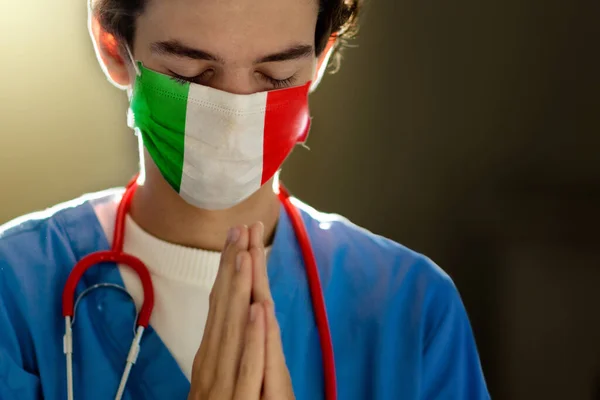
[89,15,132,88]
[310,35,338,92]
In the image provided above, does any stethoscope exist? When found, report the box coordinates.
[61,176,337,400]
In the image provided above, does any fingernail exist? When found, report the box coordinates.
[249,305,257,322]
[227,227,240,244]
[236,253,243,272]
[258,222,265,241]
[264,300,273,311]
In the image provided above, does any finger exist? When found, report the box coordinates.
[251,245,272,303]
[249,222,272,303]
[198,226,249,373]
[197,226,245,362]
[249,221,264,249]
[215,250,253,394]
[233,303,266,400]
[263,300,293,395]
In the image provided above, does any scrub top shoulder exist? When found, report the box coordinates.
[0,190,490,400]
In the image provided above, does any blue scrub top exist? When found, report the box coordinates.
[0,189,489,399]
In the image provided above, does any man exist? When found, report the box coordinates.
[0,0,489,398]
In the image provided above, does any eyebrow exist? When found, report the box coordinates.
[255,45,314,64]
[151,40,224,62]
[150,40,314,64]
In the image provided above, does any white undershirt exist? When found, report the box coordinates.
[94,195,269,381]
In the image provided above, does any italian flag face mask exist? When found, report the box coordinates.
[127,62,311,210]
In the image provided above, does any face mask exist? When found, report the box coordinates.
[127,62,311,210]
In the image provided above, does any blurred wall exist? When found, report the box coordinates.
[1,0,599,398]
[0,1,138,221]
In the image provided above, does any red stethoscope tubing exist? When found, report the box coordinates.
[278,185,337,400]
[61,176,337,400]
[62,176,154,327]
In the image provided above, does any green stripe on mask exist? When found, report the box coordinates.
[129,63,190,192]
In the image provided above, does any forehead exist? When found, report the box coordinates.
[136,0,319,56]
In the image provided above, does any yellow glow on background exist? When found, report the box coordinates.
[0,1,137,223]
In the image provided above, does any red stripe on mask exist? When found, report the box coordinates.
[261,81,312,185]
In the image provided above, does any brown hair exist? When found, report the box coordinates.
[93,0,362,71]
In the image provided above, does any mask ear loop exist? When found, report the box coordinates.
[310,33,338,94]
[125,44,141,110]
[125,45,141,77]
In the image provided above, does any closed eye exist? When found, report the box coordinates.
[257,73,297,89]
[168,70,297,89]
[168,69,214,85]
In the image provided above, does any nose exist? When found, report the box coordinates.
[208,69,259,95]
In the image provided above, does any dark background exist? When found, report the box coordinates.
[284,0,600,398]
[1,0,599,398]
